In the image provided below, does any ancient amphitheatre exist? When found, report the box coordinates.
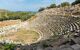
[0,4,80,46]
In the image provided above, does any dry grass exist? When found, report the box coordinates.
[0,28,39,44]
[28,16,37,22]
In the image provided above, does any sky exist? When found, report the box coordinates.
[0,0,75,11]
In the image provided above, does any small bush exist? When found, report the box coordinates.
[47,4,56,8]
[72,0,80,5]
[60,2,70,7]
[38,8,45,12]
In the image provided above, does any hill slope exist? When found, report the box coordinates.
[13,4,80,50]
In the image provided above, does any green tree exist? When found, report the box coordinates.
[57,5,61,8]
[72,0,80,5]
[47,4,56,8]
[60,2,70,7]
[38,8,45,12]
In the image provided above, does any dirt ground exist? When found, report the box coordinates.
[0,28,39,44]
[0,20,21,27]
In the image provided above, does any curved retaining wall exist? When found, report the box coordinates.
[0,24,22,34]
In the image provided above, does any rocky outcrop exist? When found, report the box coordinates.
[36,4,80,17]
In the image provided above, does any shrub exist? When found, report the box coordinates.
[47,4,56,8]
[0,11,35,21]
[72,0,80,5]
[38,8,45,12]
[60,2,70,7]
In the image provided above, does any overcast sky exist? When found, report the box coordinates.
[0,0,75,11]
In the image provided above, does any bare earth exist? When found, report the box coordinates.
[0,20,21,27]
[0,28,39,44]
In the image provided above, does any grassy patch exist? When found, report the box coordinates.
[0,28,39,44]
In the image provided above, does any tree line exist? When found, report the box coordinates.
[38,0,80,12]
[0,11,36,21]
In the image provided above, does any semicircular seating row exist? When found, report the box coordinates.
[30,15,80,40]
[0,24,22,34]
